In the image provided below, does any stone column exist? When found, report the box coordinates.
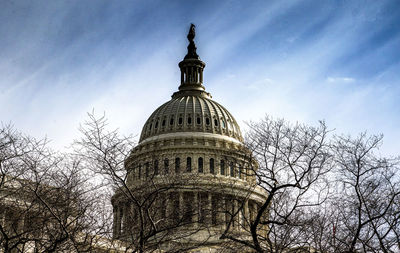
[112,206,117,238]
[244,199,250,228]
[179,191,184,220]
[0,208,6,229]
[124,203,129,236]
[166,192,172,225]
[193,191,198,225]
[116,206,121,238]
[207,193,212,225]
[233,199,238,230]
[220,197,226,229]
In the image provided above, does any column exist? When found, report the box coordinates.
[179,191,184,220]
[233,199,238,230]
[166,192,172,225]
[193,191,198,225]
[207,193,212,225]
[220,196,226,229]
[0,208,6,229]
[244,200,250,228]
[116,206,121,238]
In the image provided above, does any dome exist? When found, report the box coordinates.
[112,24,267,251]
[139,94,243,143]
[138,26,243,144]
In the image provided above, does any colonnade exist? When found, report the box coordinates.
[181,65,203,85]
[112,191,259,239]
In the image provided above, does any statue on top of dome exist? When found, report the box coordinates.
[185,23,199,60]
[187,23,196,42]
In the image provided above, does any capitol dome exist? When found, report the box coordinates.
[139,94,243,143]
[111,24,267,252]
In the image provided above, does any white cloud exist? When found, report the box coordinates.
[326,76,356,83]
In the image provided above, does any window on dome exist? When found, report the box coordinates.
[238,164,243,179]
[186,157,192,172]
[155,121,159,129]
[138,164,142,179]
[154,160,159,175]
[206,117,210,125]
[198,157,203,173]
[214,119,218,126]
[209,158,214,174]
[187,117,192,125]
[162,119,166,127]
[179,117,183,125]
[221,120,226,129]
[230,162,235,177]
[170,117,174,125]
[164,158,169,174]
[175,157,180,173]
[220,160,225,175]
[196,117,201,125]
[149,123,152,130]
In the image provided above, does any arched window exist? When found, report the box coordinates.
[170,117,174,125]
[214,119,218,126]
[149,123,153,130]
[230,162,234,177]
[175,157,180,173]
[187,116,192,125]
[178,117,183,125]
[209,158,214,174]
[186,157,192,172]
[196,117,201,125]
[162,119,166,127]
[221,120,226,129]
[198,157,203,173]
[206,117,210,125]
[220,160,225,175]
[164,158,169,174]
[155,121,159,129]
[154,160,159,175]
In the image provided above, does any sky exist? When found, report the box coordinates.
[1,0,399,156]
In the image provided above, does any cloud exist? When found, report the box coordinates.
[326,77,356,83]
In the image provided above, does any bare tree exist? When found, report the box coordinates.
[0,124,107,252]
[74,112,217,253]
[324,133,400,253]
[220,116,333,252]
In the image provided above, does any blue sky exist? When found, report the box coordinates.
[1,0,399,155]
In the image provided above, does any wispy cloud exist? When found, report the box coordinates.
[326,77,356,83]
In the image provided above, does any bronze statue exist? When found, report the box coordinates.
[185,23,199,59]
[187,23,195,43]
